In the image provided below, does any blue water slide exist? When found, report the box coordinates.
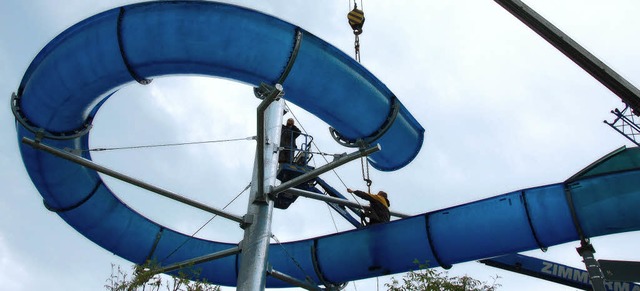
[15,1,423,172]
[12,1,640,288]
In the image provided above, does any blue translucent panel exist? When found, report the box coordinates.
[284,32,391,139]
[570,147,640,181]
[316,216,435,283]
[369,103,425,171]
[571,170,640,238]
[429,192,538,265]
[59,184,160,263]
[284,34,424,170]
[19,8,129,132]
[122,2,295,84]
[524,184,580,247]
[17,126,100,210]
[316,227,386,282]
[17,1,424,172]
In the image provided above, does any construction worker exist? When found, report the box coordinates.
[279,118,301,163]
[347,188,390,225]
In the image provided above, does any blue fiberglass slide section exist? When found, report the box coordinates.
[307,149,640,284]
[16,120,640,287]
[522,184,579,247]
[13,1,422,287]
[13,1,640,288]
[572,170,640,238]
[16,1,424,172]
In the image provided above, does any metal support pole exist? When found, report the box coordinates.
[236,88,284,290]
[271,145,380,194]
[21,137,244,224]
[576,241,606,291]
[284,187,410,218]
[152,246,241,274]
[256,84,284,202]
[267,266,322,291]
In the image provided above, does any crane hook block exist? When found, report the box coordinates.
[348,7,365,35]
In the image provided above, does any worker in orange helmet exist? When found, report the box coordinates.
[347,188,390,225]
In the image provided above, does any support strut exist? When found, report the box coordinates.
[576,240,606,291]
[495,0,640,116]
[21,137,244,224]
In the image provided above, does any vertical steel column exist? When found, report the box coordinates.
[237,87,284,290]
[576,241,606,291]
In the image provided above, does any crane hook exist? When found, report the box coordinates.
[347,5,365,35]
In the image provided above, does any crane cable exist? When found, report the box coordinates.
[360,156,372,194]
[347,1,374,194]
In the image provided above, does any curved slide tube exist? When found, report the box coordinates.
[13,1,640,288]
[14,1,423,172]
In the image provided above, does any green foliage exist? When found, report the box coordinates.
[385,260,501,291]
[105,260,220,291]
[106,259,499,291]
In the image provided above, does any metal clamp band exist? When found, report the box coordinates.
[311,240,347,290]
[254,29,302,100]
[145,228,165,263]
[521,190,548,252]
[564,182,588,243]
[564,182,589,242]
[329,97,400,148]
[43,181,101,213]
[117,7,152,85]
[11,92,93,140]
[276,28,303,85]
[424,213,451,269]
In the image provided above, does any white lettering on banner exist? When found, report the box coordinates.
[557,265,573,280]
[614,282,631,291]
[539,261,589,284]
[573,269,589,284]
[606,282,613,289]
[537,261,640,290]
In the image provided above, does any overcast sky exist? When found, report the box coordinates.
[1,0,639,290]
